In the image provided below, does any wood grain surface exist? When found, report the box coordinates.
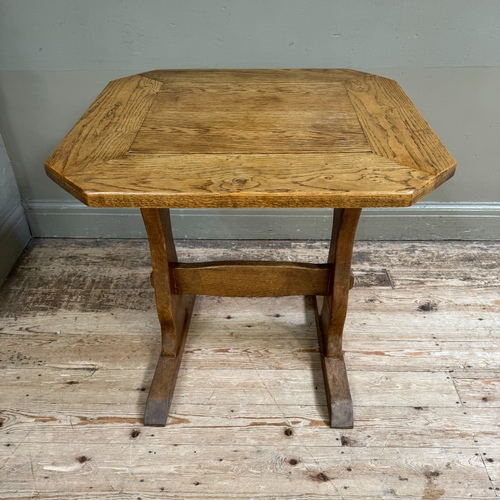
[320,209,362,358]
[141,208,180,357]
[173,261,330,297]
[45,69,456,209]
[144,295,195,427]
[314,296,354,429]
[140,68,370,84]
[45,75,161,199]
[129,82,368,154]
[344,74,456,179]
[1,239,499,498]
[63,152,435,208]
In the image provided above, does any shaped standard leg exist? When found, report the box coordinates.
[141,207,359,428]
[141,208,195,426]
[316,208,361,428]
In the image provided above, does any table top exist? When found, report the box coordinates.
[45,69,456,208]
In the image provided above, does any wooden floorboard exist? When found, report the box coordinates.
[1,239,499,499]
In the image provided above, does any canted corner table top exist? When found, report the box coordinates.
[44,69,457,429]
[45,69,456,209]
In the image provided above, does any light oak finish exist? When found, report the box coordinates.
[44,70,456,429]
[45,69,456,208]
[344,74,456,179]
[141,208,196,425]
[45,75,161,202]
[140,68,370,84]
[1,240,499,499]
[129,82,368,154]
[321,208,362,359]
[314,296,354,429]
[316,208,362,427]
[60,152,435,208]
[144,295,195,427]
[141,208,183,358]
[173,261,331,297]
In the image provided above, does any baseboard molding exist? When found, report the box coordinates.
[23,200,500,240]
[0,201,31,284]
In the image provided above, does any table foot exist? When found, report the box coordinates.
[144,294,196,426]
[313,296,353,429]
[322,356,353,429]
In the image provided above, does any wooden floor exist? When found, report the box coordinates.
[0,239,499,499]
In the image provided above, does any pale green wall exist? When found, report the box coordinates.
[2,1,500,71]
[0,0,499,239]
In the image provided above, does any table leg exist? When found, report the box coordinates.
[316,208,361,428]
[141,208,195,426]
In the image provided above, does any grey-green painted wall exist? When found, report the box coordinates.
[0,133,31,283]
[1,0,499,240]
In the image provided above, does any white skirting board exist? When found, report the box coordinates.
[23,200,500,240]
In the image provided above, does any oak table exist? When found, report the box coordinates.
[45,69,456,428]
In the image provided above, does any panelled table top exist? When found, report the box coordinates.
[45,69,456,209]
[44,69,457,429]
